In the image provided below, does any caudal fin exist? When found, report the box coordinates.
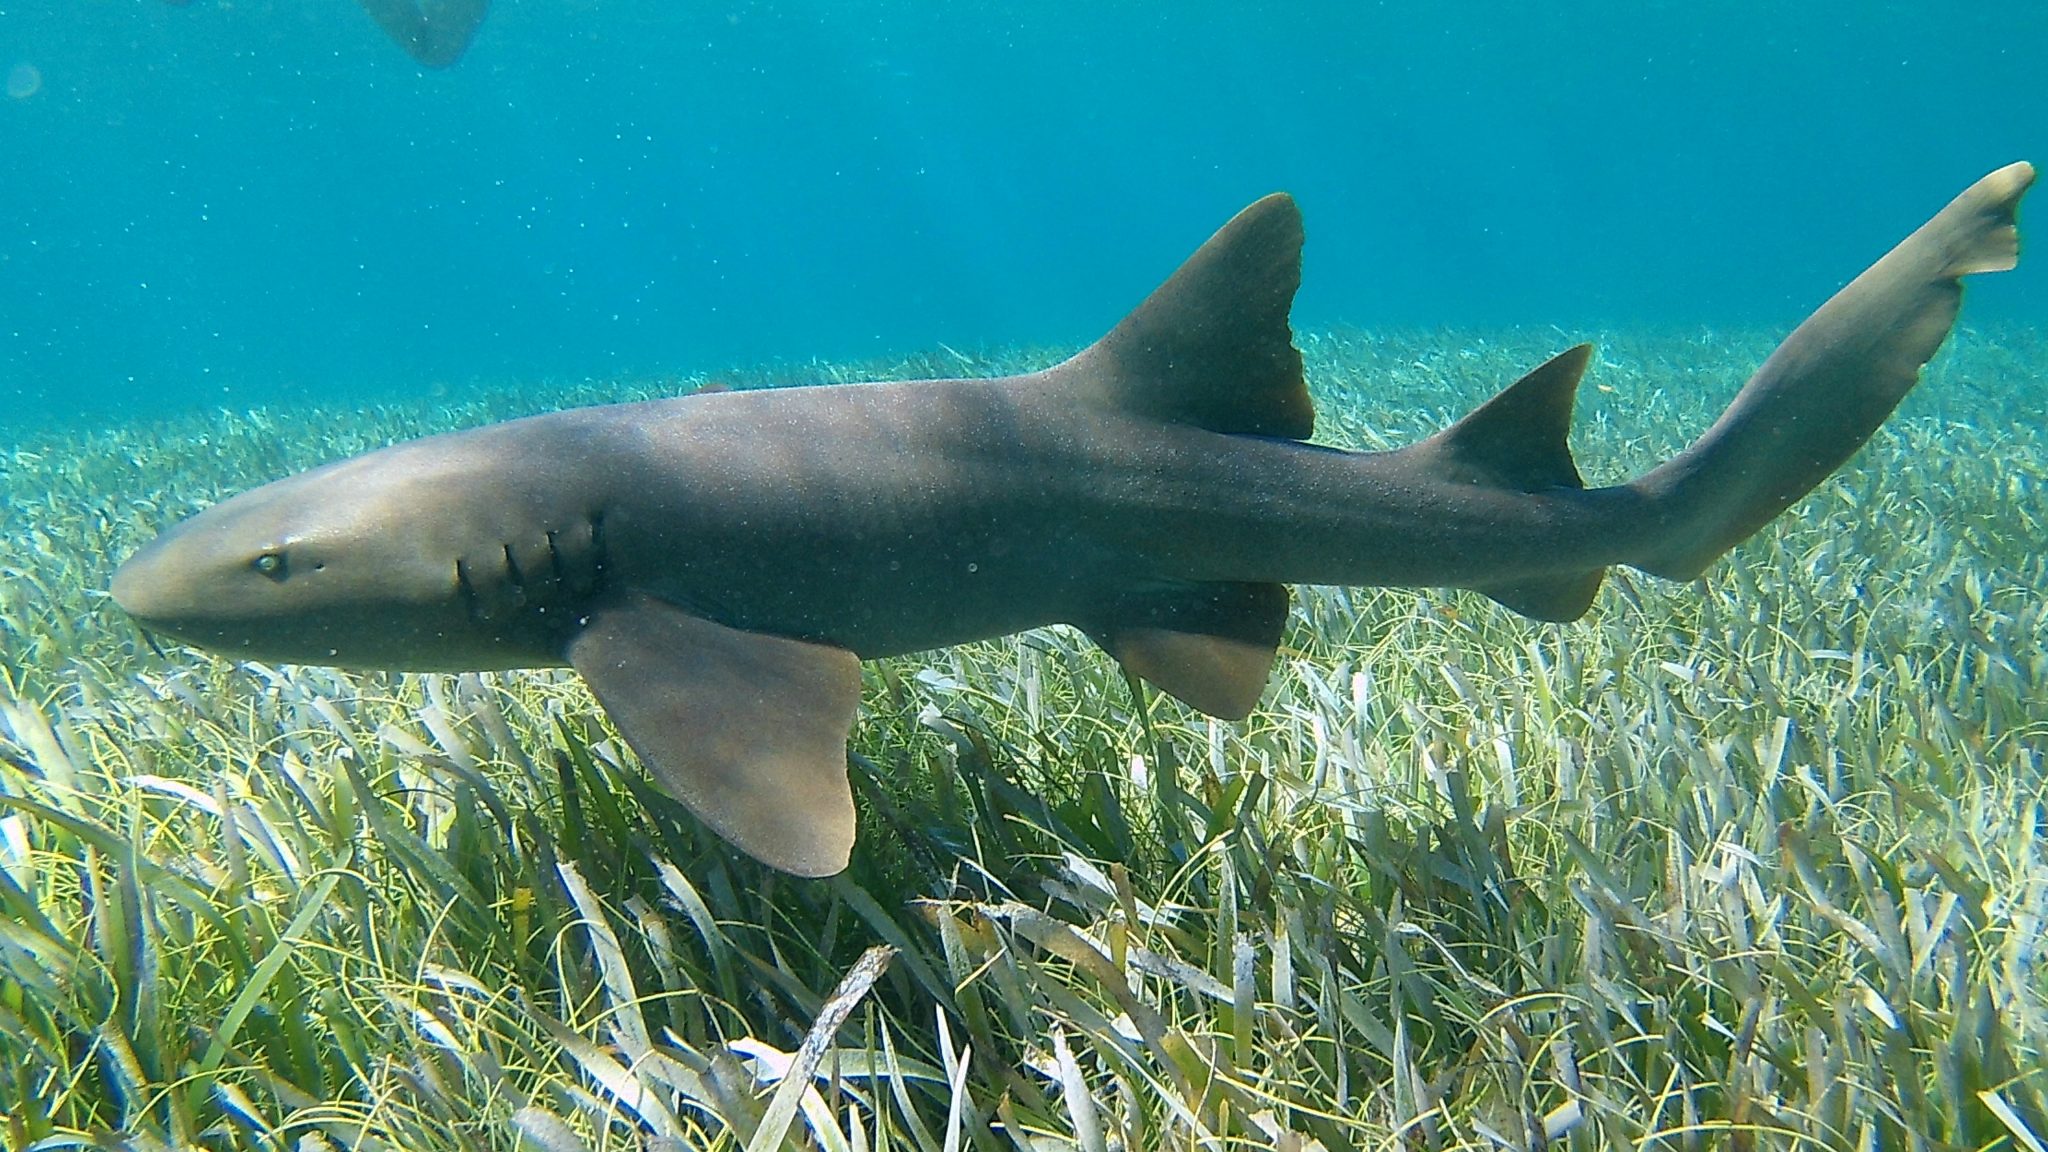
[1629,161,2033,581]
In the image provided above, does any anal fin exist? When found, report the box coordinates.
[1087,582,1290,720]
[1470,570,1604,622]
[567,593,862,877]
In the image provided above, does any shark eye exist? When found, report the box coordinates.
[252,551,289,582]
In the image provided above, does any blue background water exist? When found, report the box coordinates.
[2,1,2041,426]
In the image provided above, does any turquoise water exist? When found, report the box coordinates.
[1,1,2041,426]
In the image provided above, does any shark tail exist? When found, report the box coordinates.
[1398,162,2030,623]
[1626,160,2033,582]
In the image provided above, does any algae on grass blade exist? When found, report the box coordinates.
[0,326,2044,1149]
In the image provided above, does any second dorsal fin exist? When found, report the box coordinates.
[1064,193,1314,440]
[1402,345,1605,623]
[1408,344,1592,493]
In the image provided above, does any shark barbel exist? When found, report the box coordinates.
[113,163,2034,875]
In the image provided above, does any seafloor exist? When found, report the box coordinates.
[0,326,2043,1149]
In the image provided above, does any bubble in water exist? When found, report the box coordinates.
[6,63,41,100]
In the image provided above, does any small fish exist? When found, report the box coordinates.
[352,0,489,69]
[112,164,2033,876]
[162,0,490,69]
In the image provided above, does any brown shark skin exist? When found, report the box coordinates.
[590,376,1630,654]
[108,362,1639,666]
[110,164,2032,875]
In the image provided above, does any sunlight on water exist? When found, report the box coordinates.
[5,61,40,100]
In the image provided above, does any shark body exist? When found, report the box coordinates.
[113,163,2033,875]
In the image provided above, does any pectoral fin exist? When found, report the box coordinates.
[567,594,863,877]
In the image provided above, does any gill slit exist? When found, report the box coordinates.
[544,529,565,586]
[501,542,528,606]
[454,557,480,620]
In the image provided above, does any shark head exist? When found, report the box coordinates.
[111,423,604,670]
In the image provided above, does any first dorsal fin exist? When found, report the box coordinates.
[1066,193,1313,439]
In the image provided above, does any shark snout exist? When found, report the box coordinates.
[109,540,179,625]
[109,512,231,632]
[109,526,277,657]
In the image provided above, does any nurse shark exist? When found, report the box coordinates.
[112,162,2034,876]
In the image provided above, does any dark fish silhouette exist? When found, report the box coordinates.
[352,0,489,68]
[112,163,2033,876]
[162,0,489,69]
